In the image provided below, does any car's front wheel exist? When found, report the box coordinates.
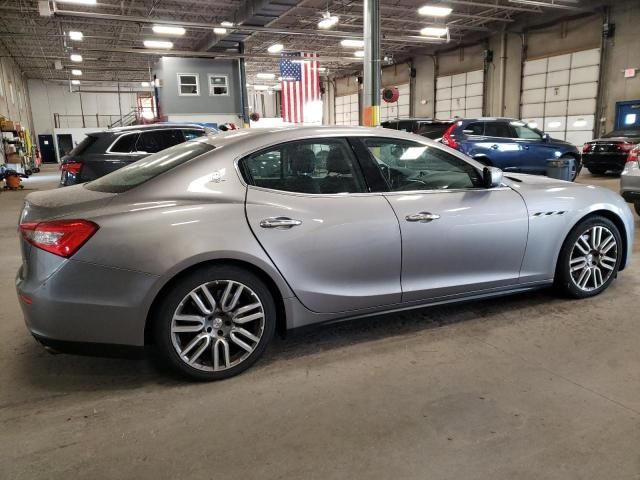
[154,265,276,381]
[555,216,622,298]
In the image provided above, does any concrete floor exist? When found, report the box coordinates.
[1,165,639,479]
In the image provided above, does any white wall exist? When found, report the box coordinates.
[28,80,138,137]
[0,57,33,131]
[51,127,98,163]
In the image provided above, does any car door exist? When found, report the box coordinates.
[466,121,523,171]
[357,136,529,303]
[242,137,402,313]
[510,121,554,174]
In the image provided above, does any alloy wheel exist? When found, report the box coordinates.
[170,280,265,371]
[569,225,618,292]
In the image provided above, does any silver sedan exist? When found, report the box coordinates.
[16,127,635,380]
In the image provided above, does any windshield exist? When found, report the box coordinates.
[602,129,640,139]
[85,139,214,193]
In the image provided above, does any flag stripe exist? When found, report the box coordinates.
[280,51,320,123]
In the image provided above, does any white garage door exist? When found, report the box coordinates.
[380,84,410,122]
[520,48,600,147]
[335,93,359,126]
[435,70,484,119]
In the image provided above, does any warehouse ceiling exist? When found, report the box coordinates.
[0,0,605,88]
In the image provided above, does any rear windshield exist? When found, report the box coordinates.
[67,135,98,157]
[602,129,640,139]
[416,123,452,139]
[85,140,214,193]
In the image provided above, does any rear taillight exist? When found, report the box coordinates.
[627,146,639,163]
[442,123,459,149]
[61,161,82,175]
[19,220,98,258]
[582,143,593,153]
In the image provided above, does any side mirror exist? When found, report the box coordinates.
[542,133,550,142]
[483,166,503,188]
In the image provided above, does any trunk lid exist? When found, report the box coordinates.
[21,184,117,223]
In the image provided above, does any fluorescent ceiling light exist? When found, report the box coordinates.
[70,54,82,62]
[341,39,364,48]
[152,25,186,35]
[354,50,365,58]
[318,67,327,72]
[141,82,150,87]
[143,40,173,49]
[420,26,449,37]
[318,12,339,29]
[418,5,453,16]
[213,27,227,34]
[253,85,269,90]
[68,31,83,41]
[267,43,283,53]
[257,73,276,79]
[220,21,234,27]
[56,0,96,4]
[71,69,82,76]
[71,79,80,85]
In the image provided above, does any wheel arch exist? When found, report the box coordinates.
[144,258,289,346]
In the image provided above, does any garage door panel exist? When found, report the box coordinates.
[566,130,593,146]
[567,114,594,131]
[569,82,598,100]
[437,88,452,100]
[451,85,466,98]
[436,110,451,119]
[398,84,410,96]
[544,116,566,132]
[451,97,466,110]
[436,76,452,88]
[521,103,544,117]
[546,85,568,102]
[466,70,484,84]
[452,73,466,86]
[522,88,545,103]
[547,54,571,72]
[570,65,599,84]
[571,48,600,68]
[545,101,568,116]
[466,83,483,97]
[522,117,543,130]
[399,104,410,116]
[524,58,547,75]
[466,96,483,109]
[465,108,483,118]
[523,73,546,90]
[567,98,596,115]
[547,70,570,87]
[436,99,451,111]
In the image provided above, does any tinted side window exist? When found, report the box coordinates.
[241,139,367,194]
[462,122,484,136]
[136,130,185,153]
[182,129,205,141]
[109,134,139,153]
[512,124,542,140]
[362,137,482,191]
[484,122,512,138]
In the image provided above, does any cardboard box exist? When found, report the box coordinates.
[0,119,15,131]
[6,152,21,162]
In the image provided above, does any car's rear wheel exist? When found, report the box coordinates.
[587,167,607,175]
[555,216,622,298]
[154,265,276,381]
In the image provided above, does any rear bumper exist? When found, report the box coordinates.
[582,154,627,170]
[16,255,158,347]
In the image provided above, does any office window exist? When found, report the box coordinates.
[177,74,199,96]
[209,74,229,96]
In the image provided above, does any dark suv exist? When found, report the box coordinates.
[381,118,452,139]
[439,118,582,180]
[59,123,214,186]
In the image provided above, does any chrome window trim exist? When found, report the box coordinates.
[105,127,205,155]
[105,132,142,155]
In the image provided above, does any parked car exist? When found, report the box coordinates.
[582,127,640,175]
[381,118,452,139]
[620,145,640,215]
[438,118,582,180]
[59,123,214,186]
[17,127,633,380]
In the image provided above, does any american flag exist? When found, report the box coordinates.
[280,52,320,124]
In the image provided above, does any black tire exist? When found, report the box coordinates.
[587,167,607,175]
[554,215,622,299]
[153,265,276,381]
[634,202,640,217]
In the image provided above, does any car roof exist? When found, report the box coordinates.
[110,123,210,133]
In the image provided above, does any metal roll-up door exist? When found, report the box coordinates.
[435,69,484,119]
[380,84,410,122]
[335,93,359,126]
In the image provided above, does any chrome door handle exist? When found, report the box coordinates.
[490,144,499,149]
[405,212,440,223]
[259,217,302,229]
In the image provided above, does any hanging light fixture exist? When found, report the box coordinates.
[318,11,339,29]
